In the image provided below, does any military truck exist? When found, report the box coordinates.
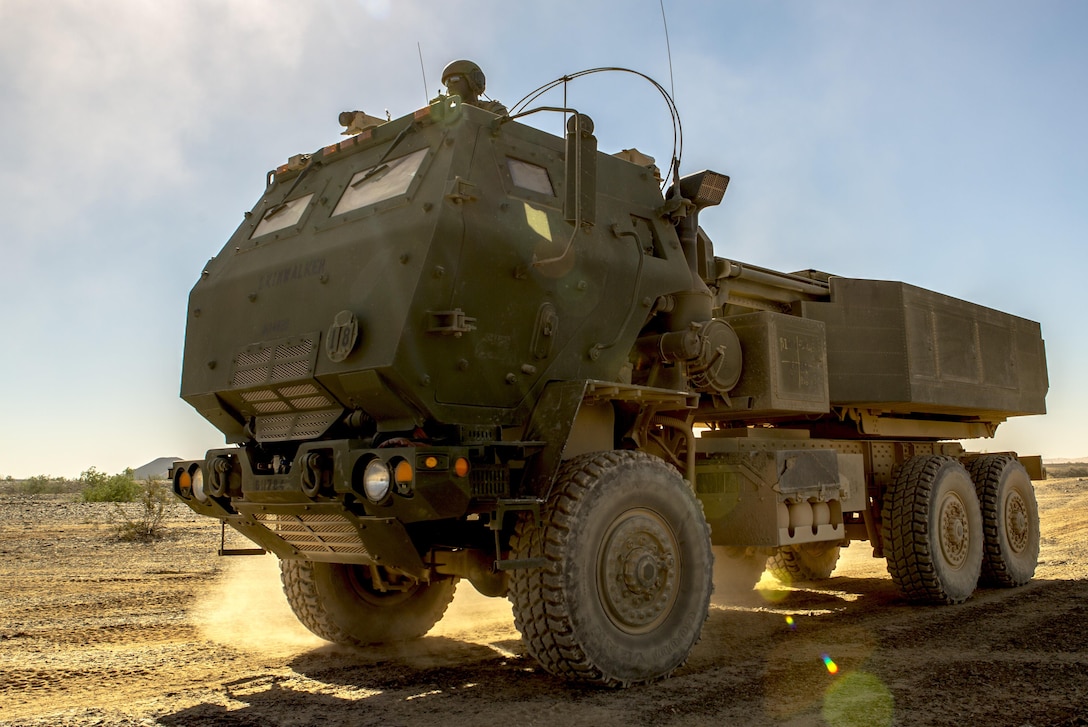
[171,65,1048,687]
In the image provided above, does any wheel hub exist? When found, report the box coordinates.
[938,493,970,568]
[599,508,679,634]
[625,552,660,591]
[1006,491,1030,553]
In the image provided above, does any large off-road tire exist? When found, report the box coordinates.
[279,559,457,645]
[967,454,1040,587]
[767,542,842,584]
[882,455,983,605]
[712,545,768,595]
[509,450,714,687]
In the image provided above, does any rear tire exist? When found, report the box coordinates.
[280,560,457,645]
[509,451,713,686]
[882,455,983,604]
[768,542,842,583]
[967,455,1040,587]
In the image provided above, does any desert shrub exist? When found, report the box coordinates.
[111,477,170,541]
[1048,464,1088,479]
[18,474,79,494]
[81,467,141,502]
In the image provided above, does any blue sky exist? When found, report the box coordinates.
[1,0,1084,478]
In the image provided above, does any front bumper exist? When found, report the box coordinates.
[171,440,510,578]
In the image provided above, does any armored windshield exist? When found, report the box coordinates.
[251,194,314,239]
[333,147,429,217]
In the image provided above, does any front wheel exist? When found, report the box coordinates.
[882,455,983,604]
[280,560,457,645]
[509,451,713,686]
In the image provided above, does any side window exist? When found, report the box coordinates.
[507,158,554,196]
[251,193,314,239]
[333,147,429,217]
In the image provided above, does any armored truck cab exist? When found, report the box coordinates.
[173,75,1047,687]
[182,98,690,442]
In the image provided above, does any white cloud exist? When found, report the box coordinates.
[356,0,392,19]
[0,1,315,239]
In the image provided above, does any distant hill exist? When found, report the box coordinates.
[133,457,181,480]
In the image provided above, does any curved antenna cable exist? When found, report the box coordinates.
[659,0,676,106]
[417,42,429,103]
[509,67,684,191]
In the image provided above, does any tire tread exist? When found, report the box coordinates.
[280,559,357,644]
[967,454,1039,588]
[881,455,981,605]
[509,450,712,686]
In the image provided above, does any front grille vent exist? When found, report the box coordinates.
[256,409,341,442]
[253,512,370,557]
[457,425,499,444]
[470,466,510,497]
[232,336,316,388]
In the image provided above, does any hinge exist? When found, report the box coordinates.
[427,309,477,336]
[444,176,478,204]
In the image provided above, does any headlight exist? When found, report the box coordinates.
[174,468,192,500]
[363,460,392,502]
[191,465,208,503]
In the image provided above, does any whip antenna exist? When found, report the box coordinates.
[659,0,676,105]
[417,42,429,103]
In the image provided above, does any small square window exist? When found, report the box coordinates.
[508,158,553,196]
[251,194,314,238]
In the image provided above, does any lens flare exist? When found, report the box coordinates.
[785,615,796,630]
[821,654,839,675]
[823,671,894,727]
[757,584,790,604]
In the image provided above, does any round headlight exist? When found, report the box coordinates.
[191,465,208,503]
[174,468,192,500]
[363,460,392,502]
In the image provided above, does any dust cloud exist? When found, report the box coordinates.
[193,550,521,659]
[431,582,518,648]
[194,553,323,657]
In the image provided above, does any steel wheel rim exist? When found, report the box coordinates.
[938,491,970,569]
[1005,489,1030,554]
[597,507,680,635]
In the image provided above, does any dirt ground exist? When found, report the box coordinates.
[1,478,1087,727]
